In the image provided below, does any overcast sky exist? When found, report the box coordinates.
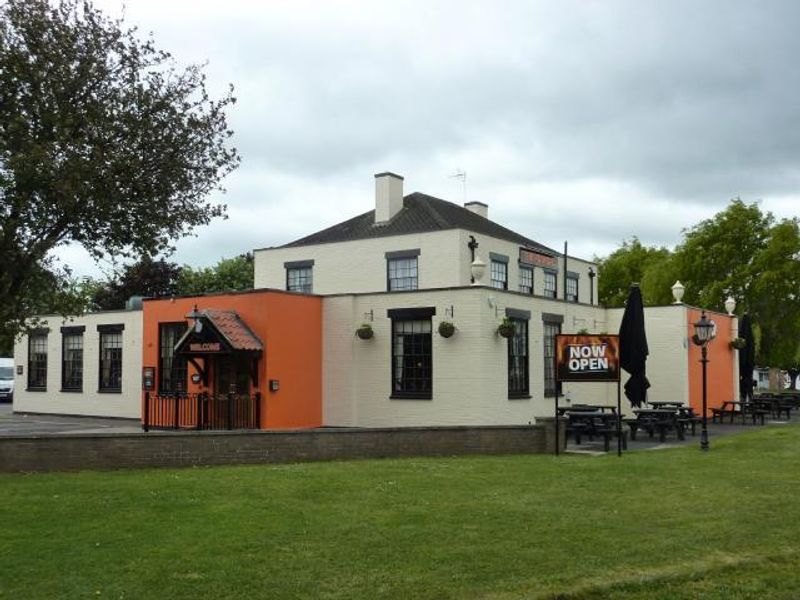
[60,0,800,277]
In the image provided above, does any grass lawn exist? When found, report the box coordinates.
[1,425,799,599]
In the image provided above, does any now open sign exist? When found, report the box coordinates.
[555,334,620,382]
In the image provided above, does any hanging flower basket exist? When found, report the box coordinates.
[356,323,374,340]
[498,317,515,339]
[438,321,456,338]
[730,337,747,350]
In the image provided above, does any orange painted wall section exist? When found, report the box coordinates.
[142,289,322,429]
[686,308,736,417]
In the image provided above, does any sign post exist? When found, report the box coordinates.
[554,334,622,456]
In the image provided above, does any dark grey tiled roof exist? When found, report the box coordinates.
[282,192,557,255]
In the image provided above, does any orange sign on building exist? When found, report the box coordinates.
[555,334,620,382]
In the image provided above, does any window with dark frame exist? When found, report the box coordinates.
[566,274,579,303]
[99,331,123,391]
[544,271,557,298]
[387,257,418,291]
[519,266,533,294]
[61,332,83,391]
[543,319,562,397]
[508,318,529,398]
[490,260,508,290]
[286,266,313,293]
[389,307,434,399]
[27,332,48,390]
[159,322,188,394]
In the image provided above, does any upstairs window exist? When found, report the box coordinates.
[490,253,509,290]
[285,260,314,293]
[61,327,84,391]
[566,273,579,303]
[519,266,533,295]
[27,331,48,390]
[386,249,420,291]
[544,270,557,298]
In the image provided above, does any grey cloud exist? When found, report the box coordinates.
[64,0,800,279]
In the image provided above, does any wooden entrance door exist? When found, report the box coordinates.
[214,355,252,395]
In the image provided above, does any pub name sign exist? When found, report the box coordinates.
[519,248,558,268]
[555,334,620,382]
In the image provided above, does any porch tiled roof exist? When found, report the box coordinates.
[202,309,263,352]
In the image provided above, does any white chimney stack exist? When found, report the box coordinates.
[374,172,404,223]
[464,201,488,219]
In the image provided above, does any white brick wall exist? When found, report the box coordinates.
[323,287,611,427]
[605,305,690,410]
[255,228,600,304]
[254,230,463,294]
[13,310,143,419]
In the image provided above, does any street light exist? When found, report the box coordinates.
[692,311,716,451]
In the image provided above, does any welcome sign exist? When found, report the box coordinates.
[555,334,620,382]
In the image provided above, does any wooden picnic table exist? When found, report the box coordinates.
[563,409,626,452]
[629,408,684,442]
[648,401,685,409]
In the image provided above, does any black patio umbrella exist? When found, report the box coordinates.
[619,285,650,408]
[738,313,756,402]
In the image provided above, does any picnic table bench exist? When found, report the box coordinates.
[564,409,627,452]
[712,401,769,425]
[628,408,684,442]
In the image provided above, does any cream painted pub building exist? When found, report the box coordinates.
[254,172,736,428]
[13,172,738,426]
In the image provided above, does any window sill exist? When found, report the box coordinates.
[26,387,47,392]
[60,388,83,393]
[98,389,122,394]
[508,394,531,400]
[390,393,432,400]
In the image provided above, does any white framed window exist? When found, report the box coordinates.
[490,253,509,290]
[544,271,557,298]
[519,266,533,294]
[566,274,579,303]
[285,260,314,293]
[386,250,420,291]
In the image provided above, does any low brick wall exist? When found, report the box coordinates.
[0,419,562,473]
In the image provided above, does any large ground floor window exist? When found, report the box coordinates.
[543,314,563,397]
[508,316,529,398]
[159,322,188,394]
[388,307,435,399]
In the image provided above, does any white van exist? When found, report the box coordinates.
[0,357,14,403]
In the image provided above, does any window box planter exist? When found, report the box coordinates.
[438,321,456,338]
[356,323,374,340]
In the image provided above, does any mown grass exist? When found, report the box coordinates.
[1,424,799,599]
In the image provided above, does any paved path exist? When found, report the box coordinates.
[1,403,795,451]
[565,415,796,454]
[0,404,141,436]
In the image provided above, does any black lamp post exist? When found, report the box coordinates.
[692,311,716,451]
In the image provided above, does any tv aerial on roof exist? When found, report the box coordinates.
[449,169,467,203]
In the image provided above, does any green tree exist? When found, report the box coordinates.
[176,253,254,296]
[0,0,239,344]
[0,262,90,355]
[746,219,800,371]
[671,199,772,309]
[598,199,800,370]
[597,237,672,307]
[90,257,183,310]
